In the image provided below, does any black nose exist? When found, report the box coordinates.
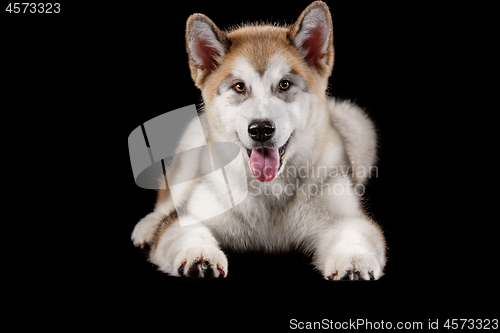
[248,120,275,142]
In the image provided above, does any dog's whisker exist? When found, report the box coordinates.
[235,110,248,119]
[275,110,290,119]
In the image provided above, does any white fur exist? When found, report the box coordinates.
[315,217,386,280]
[150,219,228,277]
[329,99,378,186]
[132,15,386,280]
[131,94,386,279]
[131,211,165,248]
[215,55,308,152]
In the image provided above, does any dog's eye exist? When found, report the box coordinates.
[279,80,291,91]
[234,82,246,93]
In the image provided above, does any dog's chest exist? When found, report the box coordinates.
[210,188,319,251]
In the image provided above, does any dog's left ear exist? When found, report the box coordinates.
[288,1,334,78]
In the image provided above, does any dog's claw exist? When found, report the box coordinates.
[134,242,145,249]
[177,259,188,276]
[187,261,200,277]
[178,264,185,276]
[203,262,215,278]
[217,264,225,278]
[328,269,375,281]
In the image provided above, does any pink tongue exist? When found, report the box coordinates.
[250,148,280,182]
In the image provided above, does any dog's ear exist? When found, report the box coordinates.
[186,14,229,89]
[288,1,334,78]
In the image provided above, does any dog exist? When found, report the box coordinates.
[131,1,386,280]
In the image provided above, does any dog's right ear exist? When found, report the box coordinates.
[186,14,229,89]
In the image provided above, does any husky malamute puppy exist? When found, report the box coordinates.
[132,1,386,280]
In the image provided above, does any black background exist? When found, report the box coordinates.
[2,1,498,329]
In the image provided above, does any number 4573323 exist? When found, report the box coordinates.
[6,3,60,14]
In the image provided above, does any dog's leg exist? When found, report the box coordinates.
[132,115,205,249]
[149,218,228,278]
[312,176,386,280]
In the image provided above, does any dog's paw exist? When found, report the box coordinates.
[175,247,228,278]
[322,243,384,281]
[131,213,162,248]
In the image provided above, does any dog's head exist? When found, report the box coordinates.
[185,1,334,182]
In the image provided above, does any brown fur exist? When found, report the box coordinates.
[150,210,178,255]
[156,185,170,206]
[156,1,335,209]
[203,25,324,105]
[186,1,334,94]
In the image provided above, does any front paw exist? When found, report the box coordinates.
[175,247,228,278]
[322,243,384,281]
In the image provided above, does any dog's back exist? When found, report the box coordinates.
[328,99,377,186]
